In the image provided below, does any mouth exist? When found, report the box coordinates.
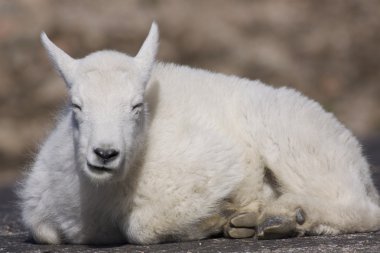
[86,161,115,174]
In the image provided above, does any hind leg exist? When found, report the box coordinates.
[256,192,380,239]
[256,193,352,239]
[223,193,346,239]
[221,186,380,239]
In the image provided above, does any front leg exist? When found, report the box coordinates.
[124,210,229,244]
[123,208,170,244]
[28,222,62,244]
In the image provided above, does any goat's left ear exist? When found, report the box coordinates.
[134,22,159,85]
[41,32,78,88]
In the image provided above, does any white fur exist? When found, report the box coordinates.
[19,22,380,245]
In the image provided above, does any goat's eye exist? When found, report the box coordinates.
[72,103,82,111]
[132,102,143,111]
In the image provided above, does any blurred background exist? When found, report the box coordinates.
[0,0,379,187]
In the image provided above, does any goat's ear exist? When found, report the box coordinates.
[41,32,77,88]
[134,22,159,85]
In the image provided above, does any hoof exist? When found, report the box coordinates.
[230,212,258,227]
[295,208,306,225]
[257,208,305,240]
[224,212,258,239]
[225,227,256,238]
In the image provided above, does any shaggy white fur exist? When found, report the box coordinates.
[19,23,380,245]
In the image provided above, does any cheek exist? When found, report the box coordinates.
[127,114,145,138]
[72,110,84,125]
[71,113,80,141]
[122,118,138,143]
[72,113,91,150]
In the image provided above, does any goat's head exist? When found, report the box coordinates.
[41,23,158,183]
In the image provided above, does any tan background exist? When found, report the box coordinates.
[1,0,380,186]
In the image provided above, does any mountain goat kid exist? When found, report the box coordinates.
[20,23,380,245]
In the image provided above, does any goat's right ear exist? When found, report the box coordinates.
[41,32,77,88]
[134,22,159,85]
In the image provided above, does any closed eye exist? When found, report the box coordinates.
[72,103,82,111]
[132,102,144,111]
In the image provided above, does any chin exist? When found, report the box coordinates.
[83,163,120,184]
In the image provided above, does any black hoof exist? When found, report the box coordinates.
[257,216,296,239]
[295,208,306,225]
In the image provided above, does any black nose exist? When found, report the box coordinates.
[94,148,119,162]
